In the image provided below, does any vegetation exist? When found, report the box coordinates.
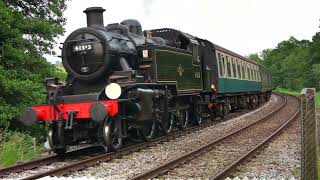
[0,131,42,167]
[0,0,68,166]
[274,87,320,108]
[0,0,318,168]
[249,32,320,91]
[274,87,301,96]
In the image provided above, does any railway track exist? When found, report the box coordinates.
[2,100,265,179]
[129,94,300,180]
[0,145,101,178]
[1,94,285,179]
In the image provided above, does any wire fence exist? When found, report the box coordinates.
[300,88,318,180]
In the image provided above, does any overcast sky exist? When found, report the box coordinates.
[46,0,320,63]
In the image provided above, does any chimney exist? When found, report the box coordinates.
[83,7,105,28]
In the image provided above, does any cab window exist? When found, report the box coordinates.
[192,45,200,64]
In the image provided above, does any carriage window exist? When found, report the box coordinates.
[251,65,254,80]
[250,66,253,80]
[221,54,225,77]
[245,64,247,79]
[237,61,241,79]
[232,58,237,78]
[223,55,227,77]
[253,67,255,80]
[242,62,246,79]
[247,65,251,80]
[217,52,223,77]
[226,56,231,78]
[251,67,254,80]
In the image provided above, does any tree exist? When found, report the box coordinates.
[256,37,311,90]
[307,32,320,88]
[247,53,263,65]
[0,0,68,129]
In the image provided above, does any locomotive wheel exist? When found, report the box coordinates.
[103,118,123,151]
[210,109,216,121]
[54,148,66,155]
[178,109,189,130]
[161,112,174,134]
[140,120,156,141]
[194,100,204,125]
[219,103,225,118]
[48,125,66,155]
[127,126,144,143]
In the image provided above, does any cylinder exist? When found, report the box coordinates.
[83,7,105,28]
[20,107,38,126]
[90,102,107,122]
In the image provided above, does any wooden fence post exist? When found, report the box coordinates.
[300,88,318,180]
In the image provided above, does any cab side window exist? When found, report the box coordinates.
[192,45,200,64]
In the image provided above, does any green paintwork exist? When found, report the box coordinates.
[203,67,215,92]
[217,78,261,93]
[260,67,272,92]
[154,49,202,91]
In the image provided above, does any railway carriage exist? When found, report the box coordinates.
[20,7,272,154]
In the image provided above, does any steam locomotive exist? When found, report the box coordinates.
[20,7,272,154]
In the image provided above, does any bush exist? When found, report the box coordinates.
[0,131,43,167]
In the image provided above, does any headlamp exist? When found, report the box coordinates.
[105,83,122,99]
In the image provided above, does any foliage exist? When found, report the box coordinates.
[0,131,43,167]
[249,35,320,91]
[0,0,67,129]
[248,53,263,65]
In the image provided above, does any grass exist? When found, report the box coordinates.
[274,87,300,96]
[0,131,43,167]
[274,87,320,108]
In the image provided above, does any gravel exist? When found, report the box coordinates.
[230,116,301,179]
[69,95,283,179]
[160,95,300,179]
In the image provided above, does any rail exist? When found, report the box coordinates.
[129,94,298,180]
